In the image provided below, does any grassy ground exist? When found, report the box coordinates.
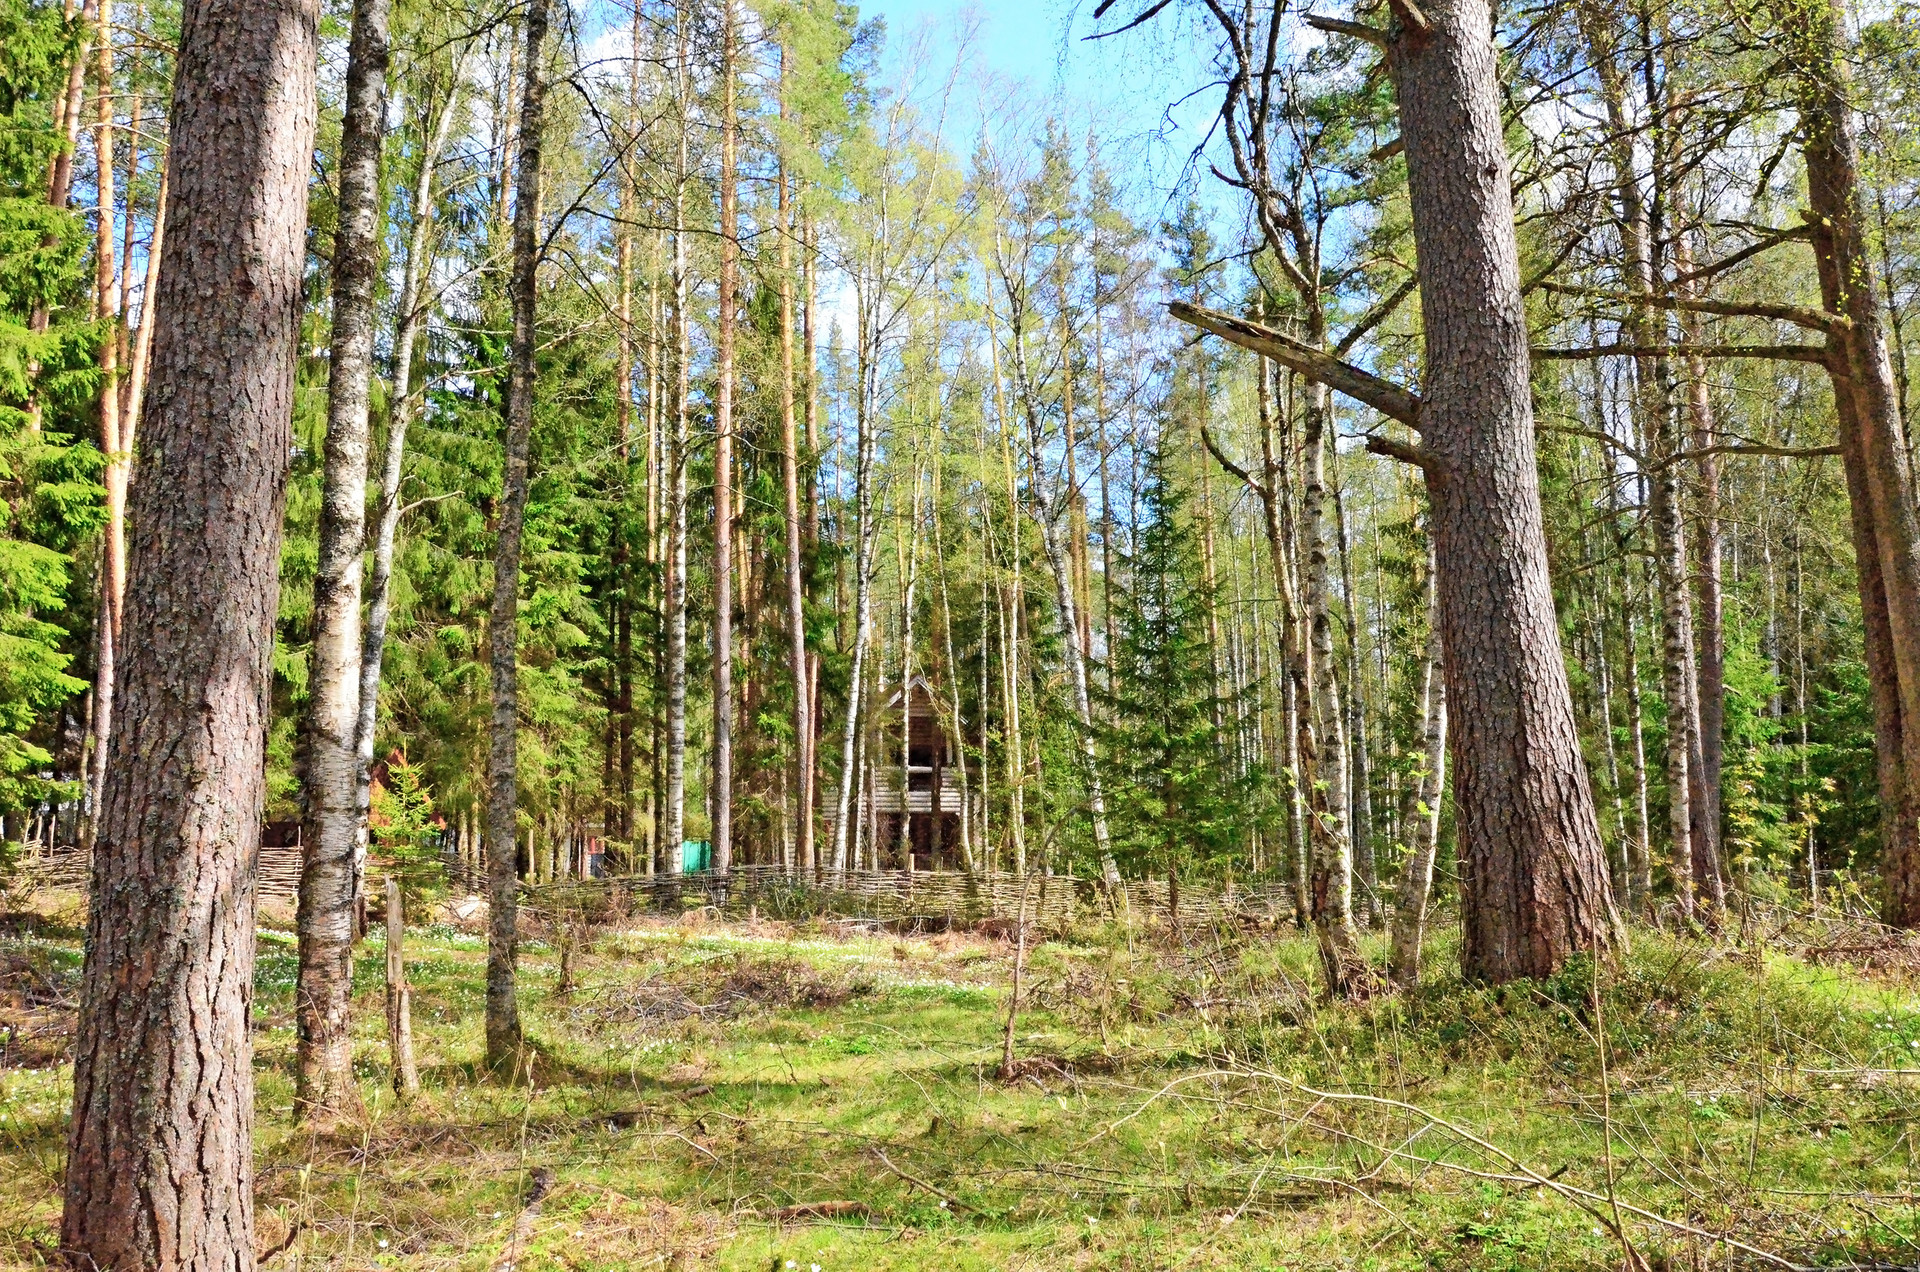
[3,892,1919,1270]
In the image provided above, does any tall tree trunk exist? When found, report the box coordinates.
[297,0,390,1121]
[710,0,737,873]
[83,0,122,850]
[1300,382,1365,990]
[1676,237,1727,899]
[1793,1,1920,925]
[1007,311,1118,884]
[1620,556,1655,911]
[777,65,812,878]
[1389,543,1446,987]
[830,362,880,871]
[1584,1,1708,920]
[485,0,548,1071]
[662,36,691,875]
[45,0,92,211]
[61,0,317,1258]
[121,159,166,450]
[1388,0,1619,978]
[1648,423,1701,921]
[1334,477,1381,927]
[358,67,464,875]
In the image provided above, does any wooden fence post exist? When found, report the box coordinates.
[386,876,421,1099]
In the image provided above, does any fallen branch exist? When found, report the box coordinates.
[872,1147,983,1216]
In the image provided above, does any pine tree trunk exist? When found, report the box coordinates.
[1676,247,1728,899]
[485,0,548,1071]
[61,0,317,1257]
[1389,0,1619,978]
[777,87,812,878]
[1794,6,1920,926]
[1389,545,1446,987]
[298,0,390,1121]
[44,0,92,212]
[83,0,122,854]
[120,159,166,450]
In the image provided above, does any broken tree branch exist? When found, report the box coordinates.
[1169,300,1422,427]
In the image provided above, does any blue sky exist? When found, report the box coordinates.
[856,0,1224,224]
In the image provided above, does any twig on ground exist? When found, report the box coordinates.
[872,1146,982,1215]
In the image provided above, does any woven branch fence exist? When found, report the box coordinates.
[511,863,1297,934]
[19,843,1296,935]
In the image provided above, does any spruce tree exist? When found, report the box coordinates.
[0,0,95,820]
[1097,443,1253,905]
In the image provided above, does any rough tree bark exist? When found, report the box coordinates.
[61,0,318,1260]
[485,0,548,1071]
[1385,0,1620,977]
[297,0,390,1122]
[1793,0,1920,926]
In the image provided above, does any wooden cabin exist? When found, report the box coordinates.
[863,675,967,870]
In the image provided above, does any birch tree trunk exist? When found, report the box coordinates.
[297,0,391,1121]
[661,0,692,876]
[1007,309,1118,884]
[62,0,317,1257]
[1389,545,1446,987]
[1300,382,1366,991]
[484,0,548,1071]
[830,340,880,871]
[1335,478,1381,927]
[357,65,466,853]
[710,0,737,873]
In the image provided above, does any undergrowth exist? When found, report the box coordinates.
[1,898,1916,1270]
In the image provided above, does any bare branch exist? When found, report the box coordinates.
[1334,273,1417,356]
[1666,442,1840,463]
[1085,0,1176,40]
[1365,434,1432,468]
[1303,13,1389,46]
[1169,300,1422,427]
[1536,281,1844,334]
[1669,224,1810,287]
[1530,341,1834,366]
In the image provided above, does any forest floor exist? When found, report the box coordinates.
[2,891,1920,1270]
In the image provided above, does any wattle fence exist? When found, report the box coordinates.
[511,863,1297,934]
[19,841,1297,934]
